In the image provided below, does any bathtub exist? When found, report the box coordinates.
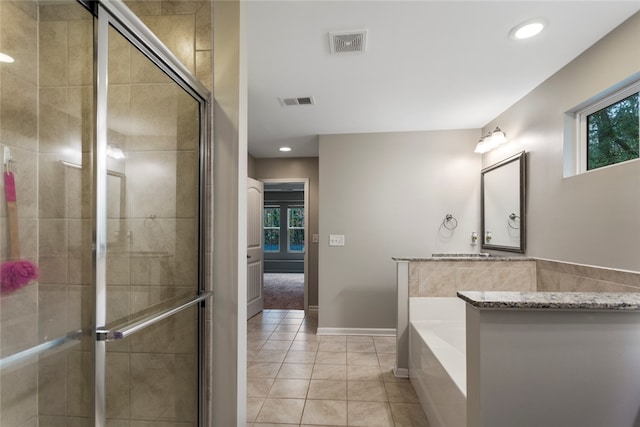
[409,297,466,427]
[410,294,640,427]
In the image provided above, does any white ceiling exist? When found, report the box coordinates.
[247,1,640,158]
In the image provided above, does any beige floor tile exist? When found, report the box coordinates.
[276,324,301,332]
[247,397,265,423]
[373,336,395,345]
[250,324,279,332]
[347,401,394,427]
[248,377,275,397]
[347,341,376,352]
[270,331,298,341]
[290,340,320,352]
[390,402,431,427]
[285,311,306,318]
[248,362,283,378]
[347,336,374,343]
[377,353,396,369]
[373,341,396,354]
[347,381,387,402]
[347,365,383,382]
[249,331,274,341]
[268,378,310,398]
[261,340,293,351]
[347,352,378,366]
[319,341,347,352]
[277,363,314,379]
[254,350,288,363]
[280,318,304,325]
[248,349,260,362]
[312,364,347,380]
[382,369,410,383]
[256,398,305,424]
[248,340,267,350]
[301,399,348,426]
[385,382,419,403]
[316,351,347,365]
[294,333,320,342]
[320,336,346,342]
[284,350,317,364]
[307,379,347,400]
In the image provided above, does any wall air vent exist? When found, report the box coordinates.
[279,96,315,106]
[329,30,367,54]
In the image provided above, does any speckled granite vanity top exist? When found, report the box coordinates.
[458,291,640,310]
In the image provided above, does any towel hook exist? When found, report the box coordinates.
[442,214,458,230]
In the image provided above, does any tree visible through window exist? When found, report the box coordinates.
[586,91,639,170]
[288,207,304,253]
[264,206,280,252]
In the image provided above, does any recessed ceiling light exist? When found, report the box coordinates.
[509,18,547,40]
[279,146,292,152]
[0,52,15,63]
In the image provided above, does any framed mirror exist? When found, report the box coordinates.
[481,151,526,253]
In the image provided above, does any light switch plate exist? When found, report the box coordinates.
[312,234,319,243]
[329,234,345,246]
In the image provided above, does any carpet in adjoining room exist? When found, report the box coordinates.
[263,273,304,310]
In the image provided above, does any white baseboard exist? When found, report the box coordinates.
[316,327,396,337]
[308,305,318,313]
[394,367,409,378]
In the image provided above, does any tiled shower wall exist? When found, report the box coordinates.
[0,1,213,426]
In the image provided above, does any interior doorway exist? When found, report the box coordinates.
[261,179,309,313]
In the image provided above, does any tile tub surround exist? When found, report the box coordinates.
[247,309,431,427]
[395,257,640,376]
[394,257,536,376]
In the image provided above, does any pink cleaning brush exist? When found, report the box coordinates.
[1,170,39,293]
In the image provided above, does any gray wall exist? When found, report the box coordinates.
[251,156,320,306]
[212,0,246,424]
[318,130,481,330]
[483,11,640,272]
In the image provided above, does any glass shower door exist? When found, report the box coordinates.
[95,5,208,427]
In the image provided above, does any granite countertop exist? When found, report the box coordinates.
[393,254,534,262]
[458,291,640,310]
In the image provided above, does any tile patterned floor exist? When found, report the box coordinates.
[247,309,430,427]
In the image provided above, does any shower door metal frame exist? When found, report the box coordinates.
[93,2,211,426]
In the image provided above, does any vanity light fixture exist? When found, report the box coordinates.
[509,18,547,40]
[279,146,292,152]
[474,127,508,154]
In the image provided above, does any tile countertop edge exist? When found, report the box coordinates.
[457,291,640,311]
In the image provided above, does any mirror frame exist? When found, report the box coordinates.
[481,151,526,253]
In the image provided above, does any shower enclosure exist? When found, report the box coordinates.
[0,1,211,426]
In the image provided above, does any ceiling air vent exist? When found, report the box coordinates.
[329,30,367,54]
[279,96,315,106]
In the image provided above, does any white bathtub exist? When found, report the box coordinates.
[409,297,466,427]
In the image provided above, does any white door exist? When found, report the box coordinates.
[247,178,264,319]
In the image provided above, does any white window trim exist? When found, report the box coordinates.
[575,79,640,173]
[287,206,305,254]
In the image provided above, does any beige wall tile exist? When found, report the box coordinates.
[195,2,211,51]
[1,2,37,85]
[38,352,67,416]
[106,352,131,419]
[1,73,37,151]
[1,285,38,356]
[39,21,68,87]
[38,284,68,341]
[1,361,38,426]
[136,15,195,75]
[67,20,93,87]
[195,50,211,92]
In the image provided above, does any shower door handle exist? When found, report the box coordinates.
[96,291,212,341]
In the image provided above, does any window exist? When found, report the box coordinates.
[577,82,640,172]
[263,206,280,252]
[287,206,304,253]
